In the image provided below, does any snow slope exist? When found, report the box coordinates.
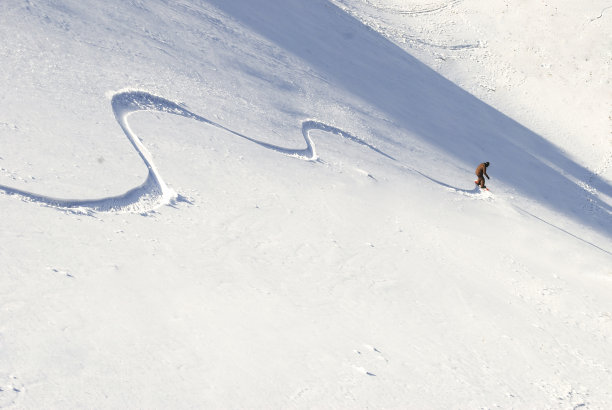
[0,0,611,408]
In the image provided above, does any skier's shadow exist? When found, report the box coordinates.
[413,170,479,194]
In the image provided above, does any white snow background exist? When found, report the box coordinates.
[1,0,611,408]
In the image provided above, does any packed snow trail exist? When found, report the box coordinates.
[0,91,392,213]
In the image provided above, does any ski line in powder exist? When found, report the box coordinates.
[0,90,393,214]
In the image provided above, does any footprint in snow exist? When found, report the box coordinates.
[0,375,23,407]
[47,266,74,278]
[352,344,388,377]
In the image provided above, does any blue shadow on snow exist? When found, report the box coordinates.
[207,0,612,240]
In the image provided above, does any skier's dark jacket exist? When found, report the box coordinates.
[475,162,489,178]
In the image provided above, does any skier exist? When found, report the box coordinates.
[475,162,490,189]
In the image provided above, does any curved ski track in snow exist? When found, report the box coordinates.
[0,91,392,214]
[361,0,462,15]
[591,5,612,21]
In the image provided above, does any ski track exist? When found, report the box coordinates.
[0,91,393,214]
[360,0,462,15]
[404,35,480,51]
[591,5,612,21]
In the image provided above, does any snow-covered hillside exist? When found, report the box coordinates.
[1,0,611,408]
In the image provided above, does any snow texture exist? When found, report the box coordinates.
[0,0,611,408]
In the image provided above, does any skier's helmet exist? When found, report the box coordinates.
[484,162,490,167]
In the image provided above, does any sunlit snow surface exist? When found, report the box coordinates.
[0,0,611,408]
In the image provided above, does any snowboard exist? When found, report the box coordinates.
[474,180,490,191]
